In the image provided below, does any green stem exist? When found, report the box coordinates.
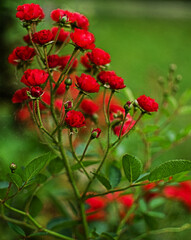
[68,130,90,180]
[79,137,92,162]
[118,112,128,140]
[57,128,89,239]
[74,93,85,110]
[48,26,61,55]
[55,34,71,55]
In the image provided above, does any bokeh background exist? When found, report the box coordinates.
[0,0,191,239]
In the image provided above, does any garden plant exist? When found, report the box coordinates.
[1,3,191,240]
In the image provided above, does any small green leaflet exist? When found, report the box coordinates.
[8,222,26,237]
[122,154,143,183]
[94,173,111,190]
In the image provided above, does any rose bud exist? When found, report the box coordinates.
[91,128,101,139]
[30,86,43,98]
[64,101,73,110]
[124,101,132,113]
[10,163,17,173]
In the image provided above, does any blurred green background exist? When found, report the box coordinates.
[0,0,191,238]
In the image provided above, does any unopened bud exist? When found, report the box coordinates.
[169,64,177,72]
[64,101,73,109]
[10,163,17,173]
[65,78,72,86]
[30,86,43,98]
[22,22,30,29]
[124,101,132,113]
[176,75,182,82]
[61,15,68,24]
[91,128,101,139]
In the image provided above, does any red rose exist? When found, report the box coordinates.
[65,110,86,128]
[50,9,75,23]
[87,48,111,66]
[51,27,70,43]
[137,95,159,112]
[59,55,78,70]
[12,87,29,103]
[80,53,92,69]
[54,99,63,111]
[73,12,89,30]
[76,73,100,93]
[80,99,99,115]
[70,28,95,50]
[32,30,54,45]
[21,69,49,86]
[23,34,31,44]
[108,75,126,90]
[16,3,45,21]
[8,46,36,65]
[48,55,60,68]
[16,106,30,122]
[30,86,43,98]
[113,114,135,137]
[39,91,51,110]
[97,71,116,84]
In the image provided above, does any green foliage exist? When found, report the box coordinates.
[47,157,65,175]
[94,173,112,190]
[108,165,121,188]
[122,154,143,183]
[29,196,43,217]
[149,159,191,182]
[7,222,26,237]
[8,173,23,189]
[72,160,99,171]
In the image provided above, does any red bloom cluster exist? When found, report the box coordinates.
[12,87,29,103]
[85,192,134,222]
[32,30,54,45]
[76,73,100,93]
[8,46,36,65]
[51,27,70,43]
[71,28,95,50]
[16,3,45,21]
[137,95,159,112]
[97,71,126,90]
[59,55,78,70]
[164,181,191,210]
[87,48,111,66]
[50,9,89,30]
[65,110,86,128]
[21,69,49,86]
[80,99,99,115]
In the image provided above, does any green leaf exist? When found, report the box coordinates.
[29,196,43,217]
[180,89,191,105]
[143,125,159,133]
[8,222,26,237]
[149,197,165,209]
[47,217,79,230]
[100,232,115,240]
[71,160,99,171]
[0,181,9,189]
[122,154,143,183]
[147,211,165,219]
[109,166,121,188]
[149,159,191,182]
[24,152,55,183]
[135,173,150,183]
[35,174,48,184]
[8,173,23,189]
[29,232,47,237]
[47,157,64,175]
[94,173,111,190]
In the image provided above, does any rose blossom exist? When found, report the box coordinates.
[23,34,31,44]
[48,55,60,68]
[12,87,29,103]
[87,48,111,66]
[109,104,125,121]
[32,30,54,45]
[73,12,89,30]
[76,73,100,93]
[97,71,116,84]
[65,110,86,128]
[21,69,49,86]
[70,28,95,50]
[59,55,78,70]
[50,9,75,23]
[30,86,43,98]
[113,114,135,137]
[56,81,66,95]
[8,46,36,65]
[108,75,126,90]
[16,3,45,21]
[80,99,99,115]
[51,27,70,43]
[137,95,159,112]
[80,53,92,69]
